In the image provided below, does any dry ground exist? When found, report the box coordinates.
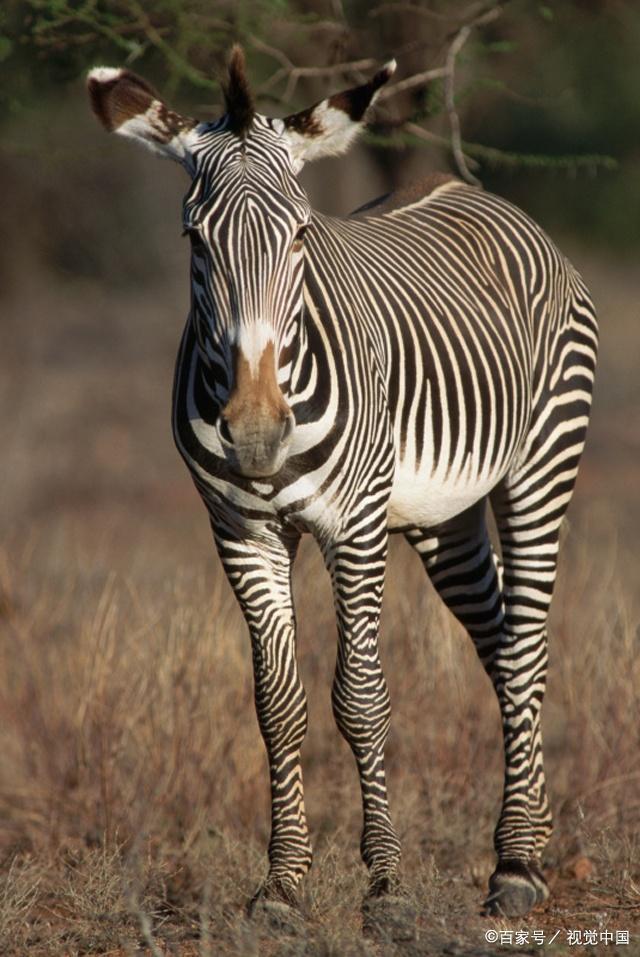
[0,103,638,954]
[0,513,638,956]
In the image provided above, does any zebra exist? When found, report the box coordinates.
[87,47,598,921]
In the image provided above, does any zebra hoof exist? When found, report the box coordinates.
[247,882,304,933]
[362,887,417,943]
[484,860,543,917]
[528,860,551,904]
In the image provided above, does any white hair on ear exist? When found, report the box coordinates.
[87,66,125,83]
[286,104,363,173]
[281,57,396,172]
[87,65,197,170]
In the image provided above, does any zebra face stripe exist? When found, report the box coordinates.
[183,118,310,476]
[185,118,310,362]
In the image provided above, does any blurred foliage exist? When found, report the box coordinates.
[1,0,639,248]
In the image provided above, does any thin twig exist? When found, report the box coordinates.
[126,0,218,90]
[443,3,505,185]
[339,2,510,185]
[250,35,294,71]
[403,121,480,170]
[377,67,447,101]
[250,35,378,100]
[369,2,453,20]
[586,893,640,911]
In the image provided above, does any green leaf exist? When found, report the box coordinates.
[538,4,553,21]
[485,40,517,54]
[0,35,12,63]
[462,140,618,174]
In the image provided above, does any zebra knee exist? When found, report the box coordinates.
[491,625,548,696]
[253,650,308,757]
[331,663,391,757]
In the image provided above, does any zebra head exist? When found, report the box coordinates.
[87,47,395,478]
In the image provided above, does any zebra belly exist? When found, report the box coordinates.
[387,460,503,529]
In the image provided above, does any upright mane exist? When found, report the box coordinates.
[222,44,254,136]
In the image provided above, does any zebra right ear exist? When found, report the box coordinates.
[87,67,197,168]
[282,60,396,172]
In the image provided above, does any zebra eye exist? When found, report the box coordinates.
[292,225,308,254]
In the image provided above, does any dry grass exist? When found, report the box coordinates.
[0,514,638,955]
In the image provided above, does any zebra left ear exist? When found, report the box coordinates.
[87,67,197,168]
[282,60,396,172]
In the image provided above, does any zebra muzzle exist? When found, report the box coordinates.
[217,408,295,478]
[218,340,295,477]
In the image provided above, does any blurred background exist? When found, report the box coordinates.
[0,1,638,953]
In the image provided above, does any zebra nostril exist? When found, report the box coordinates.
[281,413,295,443]
[218,416,233,445]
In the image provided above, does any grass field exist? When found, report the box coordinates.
[1,114,638,953]
[1,509,638,955]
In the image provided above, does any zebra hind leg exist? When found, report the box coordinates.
[485,284,596,914]
[483,463,577,917]
[405,500,549,917]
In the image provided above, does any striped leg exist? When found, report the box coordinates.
[214,522,312,909]
[484,470,570,915]
[323,518,402,896]
[406,500,551,917]
[485,318,595,913]
[405,501,505,669]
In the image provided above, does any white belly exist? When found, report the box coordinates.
[387,459,502,529]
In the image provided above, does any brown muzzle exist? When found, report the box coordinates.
[218,341,294,478]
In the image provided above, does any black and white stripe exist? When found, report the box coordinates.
[172,122,597,915]
[89,61,597,918]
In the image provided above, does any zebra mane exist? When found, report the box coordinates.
[223,45,255,137]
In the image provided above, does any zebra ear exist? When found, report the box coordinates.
[87,67,197,168]
[282,60,396,172]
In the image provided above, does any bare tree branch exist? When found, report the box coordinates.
[377,67,447,102]
[369,3,453,21]
[370,1,511,185]
[45,0,602,185]
[247,4,503,188]
[125,0,218,90]
[403,122,480,170]
[443,2,506,185]
[250,35,378,101]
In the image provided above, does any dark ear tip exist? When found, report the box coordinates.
[86,67,159,97]
[86,67,124,129]
[86,66,161,132]
[327,57,397,122]
[373,58,397,89]
[86,67,122,96]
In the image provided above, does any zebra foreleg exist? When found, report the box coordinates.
[323,522,402,898]
[214,524,312,912]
